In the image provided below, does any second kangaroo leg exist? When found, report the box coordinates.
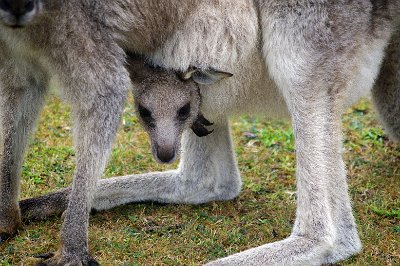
[0,61,49,242]
[372,29,400,142]
[37,89,128,265]
[35,39,129,265]
[20,117,241,217]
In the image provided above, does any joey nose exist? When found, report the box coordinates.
[0,0,11,12]
[0,0,38,26]
[0,0,33,14]
[156,144,175,164]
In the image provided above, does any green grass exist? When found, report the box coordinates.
[0,94,399,265]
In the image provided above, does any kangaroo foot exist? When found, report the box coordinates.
[35,251,99,266]
[0,206,23,244]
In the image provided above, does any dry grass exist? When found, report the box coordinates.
[0,94,398,265]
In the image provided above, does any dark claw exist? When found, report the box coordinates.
[191,125,214,137]
[197,114,213,126]
[191,114,214,137]
[88,258,100,266]
[0,232,11,243]
[34,253,55,260]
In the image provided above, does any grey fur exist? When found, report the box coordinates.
[372,28,400,141]
[1,0,399,265]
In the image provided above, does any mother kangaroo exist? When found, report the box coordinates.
[1,0,399,265]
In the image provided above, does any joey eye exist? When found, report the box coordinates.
[138,105,151,118]
[177,103,191,120]
[138,105,154,126]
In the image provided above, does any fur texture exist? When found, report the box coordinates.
[0,0,399,265]
[372,28,400,141]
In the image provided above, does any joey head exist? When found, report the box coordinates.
[127,54,232,163]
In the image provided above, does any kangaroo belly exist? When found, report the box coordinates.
[199,48,289,120]
[142,0,288,120]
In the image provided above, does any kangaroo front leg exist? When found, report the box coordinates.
[38,90,127,265]
[208,5,365,262]
[0,67,48,242]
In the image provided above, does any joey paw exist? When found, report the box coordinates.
[191,114,214,137]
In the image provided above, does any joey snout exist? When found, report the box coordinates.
[149,114,214,163]
[154,142,176,164]
[150,125,181,164]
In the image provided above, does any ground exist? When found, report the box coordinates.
[0,93,399,265]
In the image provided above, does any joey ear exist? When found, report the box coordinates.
[180,68,233,85]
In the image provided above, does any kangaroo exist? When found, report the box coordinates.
[2,0,400,265]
